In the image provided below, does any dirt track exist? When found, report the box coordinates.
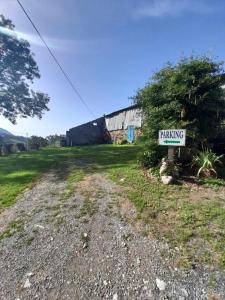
[0,160,225,300]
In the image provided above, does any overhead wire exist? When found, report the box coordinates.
[16,0,96,119]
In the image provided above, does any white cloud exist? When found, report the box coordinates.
[134,0,213,18]
[0,26,43,47]
[0,0,109,54]
[0,26,103,54]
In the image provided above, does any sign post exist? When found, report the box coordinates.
[158,129,186,163]
[168,146,175,163]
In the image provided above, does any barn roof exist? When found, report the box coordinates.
[105,104,139,118]
[67,104,140,132]
[67,116,104,132]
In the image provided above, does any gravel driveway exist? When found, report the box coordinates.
[0,160,224,300]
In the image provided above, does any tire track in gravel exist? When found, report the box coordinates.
[0,160,225,300]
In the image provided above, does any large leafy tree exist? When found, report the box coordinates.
[0,15,50,123]
[134,56,225,148]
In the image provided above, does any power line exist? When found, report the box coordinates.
[16,0,96,118]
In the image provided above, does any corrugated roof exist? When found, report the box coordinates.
[105,104,139,118]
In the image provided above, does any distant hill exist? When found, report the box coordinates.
[0,128,13,136]
[0,128,26,145]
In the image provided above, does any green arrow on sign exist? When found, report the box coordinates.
[164,140,180,144]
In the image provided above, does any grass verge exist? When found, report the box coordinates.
[108,157,225,269]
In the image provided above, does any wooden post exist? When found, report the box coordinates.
[178,147,181,159]
[168,146,175,164]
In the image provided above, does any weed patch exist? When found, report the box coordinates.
[0,219,24,241]
[63,168,85,199]
[77,197,98,218]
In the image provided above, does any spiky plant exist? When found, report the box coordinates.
[192,149,223,177]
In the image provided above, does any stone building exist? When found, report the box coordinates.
[66,104,142,146]
[105,104,142,142]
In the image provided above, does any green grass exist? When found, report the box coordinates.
[107,153,225,269]
[0,218,24,240]
[0,148,66,208]
[63,168,85,199]
[0,145,139,208]
[1,144,225,268]
[77,197,99,218]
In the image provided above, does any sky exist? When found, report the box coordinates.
[1,0,225,137]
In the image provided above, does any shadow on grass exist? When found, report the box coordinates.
[181,167,225,187]
[197,177,225,187]
[0,145,141,208]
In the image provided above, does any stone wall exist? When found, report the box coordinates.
[109,128,142,143]
[109,130,126,143]
[135,129,142,140]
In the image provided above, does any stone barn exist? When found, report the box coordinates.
[105,104,142,143]
[66,104,142,146]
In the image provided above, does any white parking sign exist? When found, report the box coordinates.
[158,129,186,146]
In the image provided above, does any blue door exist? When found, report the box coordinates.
[127,126,135,143]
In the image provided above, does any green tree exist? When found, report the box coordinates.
[46,134,62,146]
[28,136,48,150]
[134,56,225,148]
[0,15,50,123]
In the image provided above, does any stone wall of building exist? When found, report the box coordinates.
[135,128,142,140]
[109,129,126,143]
[109,128,142,143]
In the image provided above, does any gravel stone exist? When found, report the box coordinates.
[112,293,118,300]
[0,160,225,299]
[156,278,167,291]
[23,278,31,289]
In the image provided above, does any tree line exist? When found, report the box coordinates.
[28,135,65,150]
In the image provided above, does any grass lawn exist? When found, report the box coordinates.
[1,144,225,268]
[0,145,139,208]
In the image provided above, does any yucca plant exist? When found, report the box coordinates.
[192,149,223,177]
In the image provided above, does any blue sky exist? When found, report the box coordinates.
[1,0,225,137]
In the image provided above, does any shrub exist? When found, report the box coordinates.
[192,149,223,177]
[134,135,146,145]
[120,139,128,145]
[114,139,128,145]
[137,142,166,168]
[149,166,160,178]
[133,55,225,150]
[17,143,26,151]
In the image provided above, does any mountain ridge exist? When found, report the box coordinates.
[0,128,14,136]
[0,128,26,145]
